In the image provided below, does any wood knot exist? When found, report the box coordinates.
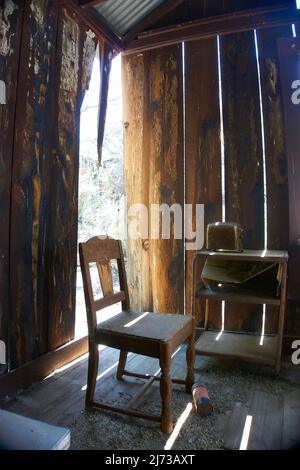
[142,240,150,251]
[124,121,129,128]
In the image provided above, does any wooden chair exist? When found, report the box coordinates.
[79,236,195,433]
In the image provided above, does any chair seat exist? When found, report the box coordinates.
[96,311,192,343]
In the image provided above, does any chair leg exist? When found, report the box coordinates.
[116,350,128,380]
[86,343,99,407]
[159,346,173,433]
[185,330,195,393]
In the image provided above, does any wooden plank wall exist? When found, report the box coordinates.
[185,38,222,327]
[10,0,60,369]
[123,52,152,312]
[123,44,184,314]
[221,31,264,334]
[47,5,91,351]
[0,0,25,373]
[149,45,184,314]
[256,25,292,334]
[124,23,300,344]
[1,0,97,370]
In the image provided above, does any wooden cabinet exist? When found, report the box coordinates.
[192,250,288,372]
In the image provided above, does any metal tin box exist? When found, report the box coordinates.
[206,222,243,252]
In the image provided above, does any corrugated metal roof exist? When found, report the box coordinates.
[93,0,165,37]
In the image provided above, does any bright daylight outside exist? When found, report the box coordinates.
[75,53,124,339]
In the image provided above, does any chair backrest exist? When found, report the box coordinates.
[79,237,130,333]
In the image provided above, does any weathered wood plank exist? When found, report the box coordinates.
[248,390,283,450]
[223,401,249,450]
[224,390,284,450]
[278,37,300,301]
[185,38,222,328]
[10,0,60,368]
[282,389,300,450]
[123,51,152,312]
[0,0,24,372]
[256,26,291,251]
[256,26,292,334]
[97,38,112,164]
[47,6,97,351]
[221,31,264,333]
[0,337,88,403]
[149,45,184,314]
[222,31,264,249]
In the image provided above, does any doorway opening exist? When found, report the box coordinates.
[75,53,124,339]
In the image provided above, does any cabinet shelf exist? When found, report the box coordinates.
[192,249,288,372]
[195,331,278,366]
[196,287,280,306]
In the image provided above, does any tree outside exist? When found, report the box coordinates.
[76,54,124,338]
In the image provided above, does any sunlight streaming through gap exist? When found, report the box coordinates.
[217,35,226,330]
[43,353,89,381]
[182,41,186,313]
[217,35,226,223]
[254,30,268,251]
[254,30,268,341]
[81,352,133,391]
[124,312,149,328]
[164,403,193,450]
[260,304,266,346]
[239,415,253,450]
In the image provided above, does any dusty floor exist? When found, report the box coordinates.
[69,355,300,450]
[3,343,300,450]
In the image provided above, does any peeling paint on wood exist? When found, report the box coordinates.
[7,1,97,367]
[82,29,96,93]
[0,0,19,56]
[10,0,59,368]
[47,6,96,351]
[0,0,24,372]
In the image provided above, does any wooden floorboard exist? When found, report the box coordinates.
[282,389,300,450]
[223,401,250,450]
[3,346,189,428]
[223,389,292,450]
[248,390,283,450]
[3,346,299,449]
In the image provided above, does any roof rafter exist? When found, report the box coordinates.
[78,0,109,8]
[122,0,185,44]
[124,3,300,54]
[64,0,124,51]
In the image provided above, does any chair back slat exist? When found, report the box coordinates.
[94,291,126,311]
[97,262,114,297]
[81,236,121,264]
[79,237,130,334]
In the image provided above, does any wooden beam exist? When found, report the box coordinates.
[0,337,88,402]
[63,0,124,52]
[124,4,300,55]
[79,0,109,8]
[123,0,185,44]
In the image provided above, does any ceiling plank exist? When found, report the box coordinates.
[78,0,109,8]
[64,0,124,51]
[123,0,185,44]
[124,4,299,55]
